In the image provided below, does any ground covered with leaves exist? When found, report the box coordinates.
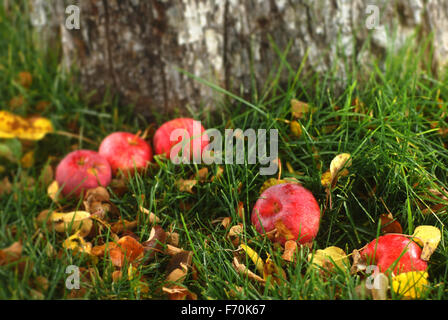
[1,3,448,300]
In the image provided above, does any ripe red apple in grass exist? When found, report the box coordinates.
[153,118,209,162]
[55,150,112,198]
[360,234,427,275]
[251,183,321,245]
[99,132,153,175]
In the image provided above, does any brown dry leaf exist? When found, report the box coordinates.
[91,242,118,258]
[165,244,184,256]
[0,110,53,140]
[282,240,298,262]
[176,178,197,194]
[9,95,25,110]
[109,236,145,268]
[221,217,232,229]
[162,285,197,300]
[17,71,32,88]
[211,166,224,182]
[109,177,128,196]
[194,167,209,182]
[232,257,265,284]
[142,225,167,260]
[236,202,244,220]
[0,241,22,265]
[111,220,138,234]
[0,177,12,196]
[35,101,51,113]
[380,213,403,234]
[165,250,193,283]
[138,205,161,224]
[227,223,244,246]
[166,232,179,247]
[291,99,310,119]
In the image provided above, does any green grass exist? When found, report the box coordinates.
[1,2,448,300]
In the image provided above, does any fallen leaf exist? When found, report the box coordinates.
[274,219,295,242]
[282,240,298,262]
[412,225,441,261]
[109,236,145,268]
[239,244,264,275]
[17,71,32,88]
[0,110,53,140]
[51,211,93,237]
[392,271,429,299]
[227,223,244,246]
[0,241,22,265]
[142,225,167,260]
[263,254,286,285]
[165,250,193,283]
[47,180,61,202]
[162,285,197,300]
[380,213,403,234]
[308,246,349,272]
[176,179,197,194]
[63,232,92,256]
[259,178,287,194]
[193,167,209,182]
[329,153,352,182]
[232,257,265,284]
[211,166,224,182]
[290,120,302,138]
[291,99,310,119]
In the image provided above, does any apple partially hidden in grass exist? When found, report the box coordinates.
[153,118,208,162]
[360,234,427,275]
[99,132,153,175]
[251,183,321,245]
[55,150,112,198]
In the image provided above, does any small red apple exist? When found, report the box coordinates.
[55,150,112,197]
[251,183,321,245]
[99,132,153,175]
[360,234,427,275]
[153,118,208,161]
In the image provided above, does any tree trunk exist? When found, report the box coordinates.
[32,0,448,118]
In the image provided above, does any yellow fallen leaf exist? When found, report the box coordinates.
[51,211,93,237]
[176,179,197,194]
[329,153,352,181]
[20,150,34,168]
[392,271,429,299]
[290,120,302,138]
[0,111,53,140]
[239,244,264,275]
[263,254,286,285]
[320,170,332,188]
[412,225,441,261]
[308,246,349,271]
[63,232,92,255]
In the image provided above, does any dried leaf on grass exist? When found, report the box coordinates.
[308,246,349,272]
[162,285,197,300]
[412,225,441,261]
[232,257,265,284]
[109,236,145,268]
[282,240,298,262]
[392,271,429,299]
[176,178,198,194]
[0,110,53,140]
[239,244,264,275]
[380,213,403,234]
[165,250,193,283]
[0,241,22,265]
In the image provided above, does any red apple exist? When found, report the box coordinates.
[251,183,321,245]
[360,234,427,275]
[153,118,208,161]
[99,132,153,175]
[55,150,112,198]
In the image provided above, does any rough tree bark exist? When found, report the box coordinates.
[31,0,448,118]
